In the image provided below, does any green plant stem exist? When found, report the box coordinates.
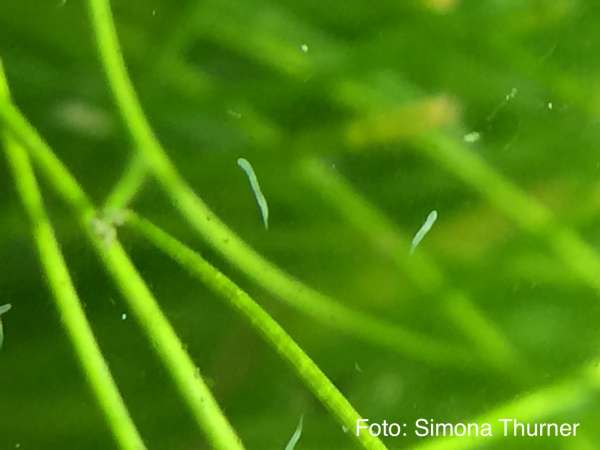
[89,227,245,450]
[5,144,147,450]
[417,132,600,295]
[141,0,600,303]
[4,143,147,450]
[103,151,147,211]
[85,0,470,368]
[298,156,529,380]
[406,361,600,450]
[196,0,600,301]
[126,211,390,450]
[0,97,244,450]
[298,151,595,450]
[0,62,146,450]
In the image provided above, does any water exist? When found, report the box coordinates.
[0,0,599,448]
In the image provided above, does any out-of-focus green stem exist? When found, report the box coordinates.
[0,61,146,450]
[138,0,600,304]
[0,93,244,450]
[103,151,147,211]
[126,212,390,450]
[406,361,600,450]
[299,156,529,380]
[194,0,600,300]
[417,132,600,295]
[85,0,472,367]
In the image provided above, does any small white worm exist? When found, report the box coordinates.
[0,303,12,349]
[410,210,438,254]
[284,415,304,450]
[237,158,269,229]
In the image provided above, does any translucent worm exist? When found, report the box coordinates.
[237,157,269,229]
[0,303,12,349]
[410,210,438,254]
[284,415,304,450]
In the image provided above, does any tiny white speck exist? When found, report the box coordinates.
[548,102,553,110]
[152,9,156,16]
[342,425,348,433]
[300,44,309,53]
[354,362,363,373]
[121,313,127,320]
[463,131,481,143]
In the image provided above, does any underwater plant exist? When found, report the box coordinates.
[1,0,599,449]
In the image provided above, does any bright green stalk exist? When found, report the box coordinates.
[298,149,594,449]
[299,156,529,379]
[85,0,469,367]
[0,62,146,450]
[88,226,244,450]
[411,134,600,447]
[199,0,600,301]
[126,212,390,450]
[417,132,600,295]
[141,0,600,302]
[103,151,147,211]
[4,142,147,450]
[0,95,244,450]
[406,361,600,450]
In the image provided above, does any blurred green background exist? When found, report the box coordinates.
[1,0,600,448]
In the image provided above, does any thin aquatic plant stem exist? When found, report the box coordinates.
[406,361,600,450]
[0,94,244,450]
[296,152,591,450]
[88,232,245,450]
[126,211,390,450]
[105,21,533,379]
[298,156,529,379]
[95,159,469,368]
[85,6,600,445]
[134,0,600,303]
[104,151,147,211]
[85,0,470,367]
[98,56,511,377]
[213,6,600,304]
[86,0,180,182]
[0,62,147,450]
[417,132,600,296]
[96,50,527,379]
[5,142,146,450]
[4,142,148,450]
